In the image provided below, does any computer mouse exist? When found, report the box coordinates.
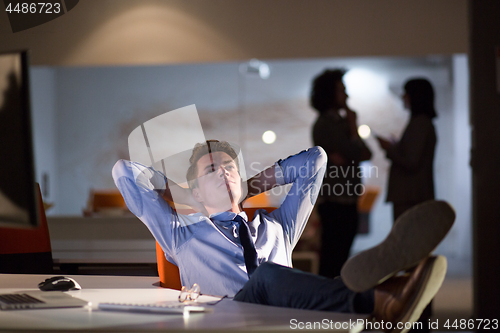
[38,276,82,292]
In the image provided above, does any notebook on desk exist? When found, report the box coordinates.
[98,300,212,315]
[0,291,89,310]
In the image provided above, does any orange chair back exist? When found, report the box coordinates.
[357,186,380,213]
[156,206,277,289]
[90,189,127,211]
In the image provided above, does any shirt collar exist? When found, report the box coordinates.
[209,211,248,222]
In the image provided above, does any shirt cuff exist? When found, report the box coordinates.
[274,161,285,186]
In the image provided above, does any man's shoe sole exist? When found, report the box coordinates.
[394,255,447,333]
[341,200,455,292]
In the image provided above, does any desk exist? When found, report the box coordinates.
[47,216,156,265]
[0,274,368,332]
[47,217,320,275]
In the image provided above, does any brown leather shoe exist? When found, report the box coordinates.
[372,255,447,333]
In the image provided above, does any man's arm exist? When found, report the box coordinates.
[345,107,372,162]
[112,159,186,265]
[160,180,206,214]
[313,111,371,164]
[245,165,278,200]
[383,116,434,172]
[112,160,175,216]
[269,147,327,247]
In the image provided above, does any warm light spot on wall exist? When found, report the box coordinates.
[358,124,371,139]
[262,130,276,144]
[63,4,244,65]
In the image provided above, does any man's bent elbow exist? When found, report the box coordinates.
[112,159,130,182]
[312,146,328,168]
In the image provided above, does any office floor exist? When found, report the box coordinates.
[431,257,473,332]
[432,277,472,331]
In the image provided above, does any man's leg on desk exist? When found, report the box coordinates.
[234,261,374,313]
[234,256,445,317]
[235,201,455,333]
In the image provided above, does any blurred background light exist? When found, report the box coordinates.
[240,59,270,79]
[262,130,276,144]
[358,124,371,139]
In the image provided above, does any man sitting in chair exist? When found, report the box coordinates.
[112,140,454,333]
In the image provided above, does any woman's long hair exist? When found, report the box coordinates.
[404,78,437,118]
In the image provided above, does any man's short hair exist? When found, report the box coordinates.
[186,140,239,190]
[310,68,346,114]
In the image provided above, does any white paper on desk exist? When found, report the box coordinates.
[77,288,222,307]
[98,300,213,315]
[74,289,219,328]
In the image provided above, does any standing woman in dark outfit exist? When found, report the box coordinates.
[310,69,372,279]
[376,78,438,333]
[377,78,438,221]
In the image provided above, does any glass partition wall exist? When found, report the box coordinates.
[30,55,471,267]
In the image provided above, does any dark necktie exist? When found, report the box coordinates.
[233,215,258,277]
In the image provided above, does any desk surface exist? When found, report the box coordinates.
[0,274,368,332]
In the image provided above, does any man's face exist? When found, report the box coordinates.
[334,81,348,109]
[402,92,411,109]
[192,151,242,213]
